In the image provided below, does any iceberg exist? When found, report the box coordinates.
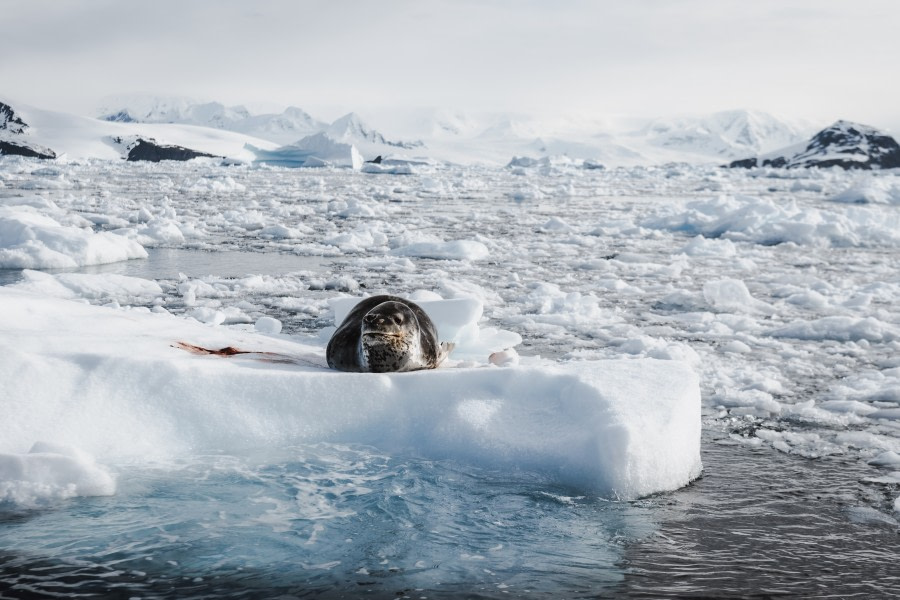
[248,132,363,169]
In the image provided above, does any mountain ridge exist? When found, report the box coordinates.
[729,120,900,170]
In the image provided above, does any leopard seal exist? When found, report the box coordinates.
[326,295,454,372]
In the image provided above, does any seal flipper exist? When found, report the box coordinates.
[436,341,455,367]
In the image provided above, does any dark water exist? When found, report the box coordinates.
[620,434,900,598]
[2,431,898,599]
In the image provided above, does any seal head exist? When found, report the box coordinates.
[326,295,453,373]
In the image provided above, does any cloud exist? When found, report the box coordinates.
[2,0,898,128]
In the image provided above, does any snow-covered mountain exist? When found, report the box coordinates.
[0,98,277,162]
[641,110,810,159]
[380,108,812,166]
[13,95,894,170]
[90,96,822,166]
[326,112,422,150]
[1,101,29,135]
[96,97,423,153]
[97,95,325,146]
[0,100,58,159]
[729,120,900,170]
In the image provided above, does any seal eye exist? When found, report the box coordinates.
[393,314,403,325]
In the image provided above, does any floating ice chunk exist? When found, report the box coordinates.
[644,194,900,247]
[190,307,226,325]
[489,348,520,367]
[361,163,414,175]
[784,290,830,310]
[255,316,283,335]
[830,179,900,205]
[868,451,900,467]
[720,340,752,354]
[0,442,115,507]
[679,235,737,257]
[0,206,147,269]
[183,175,246,193]
[258,224,310,239]
[392,240,489,261]
[819,400,880,417]
[846,505,899,525]
[507,156,544,168]
[0,289,701,499]
[767,316,899,342]
[538,217,575,233]
[702,279,775,315]
[323,224,389,253]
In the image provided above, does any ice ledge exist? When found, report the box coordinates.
[0,289,701,499]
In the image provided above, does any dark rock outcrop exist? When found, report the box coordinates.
[729,120,900,170]
[100,110,138,123]
[0,139,56,159]
[0,102,28,134]
[125,138,219,162]
[0,102,56,158]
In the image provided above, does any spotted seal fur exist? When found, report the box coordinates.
[326,295,454,373]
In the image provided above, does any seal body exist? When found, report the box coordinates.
[326,295,453,373]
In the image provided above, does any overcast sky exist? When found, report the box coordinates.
[3,0,899,129]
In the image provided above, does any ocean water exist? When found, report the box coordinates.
[2,161,900,597]
[2,429,898,598]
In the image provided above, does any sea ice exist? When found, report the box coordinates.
[702,278,775,314]
[0,201,147,269]
[0,288,702,501]
[392,239,490,261]
[0,442,115,507]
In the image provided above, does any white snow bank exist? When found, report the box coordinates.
[0,442,115,507]
[0,288,702,500]
[0,201,147,269]
[645,195,900,247]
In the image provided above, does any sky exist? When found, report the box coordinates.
[3,0,899,130]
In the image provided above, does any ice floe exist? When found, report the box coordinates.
[0,287,701,502]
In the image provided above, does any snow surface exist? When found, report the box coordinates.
[0,287,701,502]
